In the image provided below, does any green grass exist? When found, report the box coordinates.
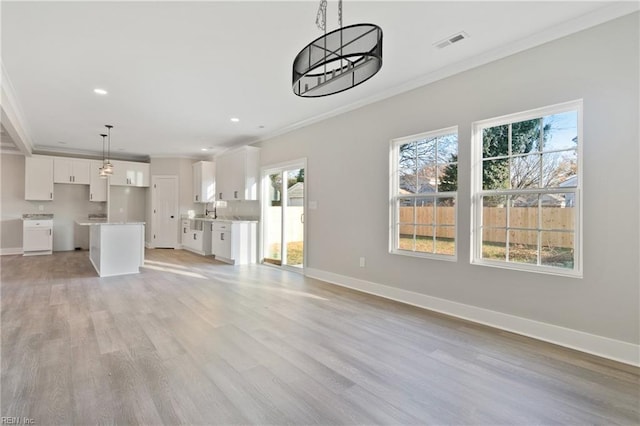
[268,241,304,266]
[400,236,573,268]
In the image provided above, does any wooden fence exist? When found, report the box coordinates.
[399,207,574,248]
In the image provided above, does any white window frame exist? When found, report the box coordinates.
[471,100,583,277]
[390,126,458,261]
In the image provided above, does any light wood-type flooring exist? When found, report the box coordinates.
[1,249,639,425]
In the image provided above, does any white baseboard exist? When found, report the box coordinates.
[0,247,23,255]
[305,268,640,367]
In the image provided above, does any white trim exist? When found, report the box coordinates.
[0,247,23,255]
[390,127,459,261]
[305,268,640,367]
[470,99,583,277]
[259,158,308,271]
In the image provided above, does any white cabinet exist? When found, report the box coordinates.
[23,219,53,255]
[181,219,211,255]
[89,160,107,202]
[211,222,232,259]
[110,160,150,187]
[215,146,259,200]
[210,221,257,265]
[53,157,90,184]
[25,156,54,200]
[193,161,215,203]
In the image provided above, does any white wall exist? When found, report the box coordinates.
[256,13,639,348]
[0,153,107,251]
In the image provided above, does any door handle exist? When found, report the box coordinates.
[183,227,187,233]
[193,233,196,240]
[301,213,304,224]
[195,195,198,201]
[90,193,93,200]
[50,193,53,199]
[220,233,224,241]
[234,191,238,199]
[219,192,222,199]
[49,229,52,235]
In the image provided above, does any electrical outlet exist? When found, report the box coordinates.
[359,257,366,267]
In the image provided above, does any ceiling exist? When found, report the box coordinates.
[1,1,634,160]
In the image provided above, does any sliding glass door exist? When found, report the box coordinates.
[262,161,305,270]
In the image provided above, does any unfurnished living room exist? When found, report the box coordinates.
[1,1,639,425]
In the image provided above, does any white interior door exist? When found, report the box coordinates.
[152,175,179,248]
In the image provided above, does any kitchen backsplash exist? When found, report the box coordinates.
[211,200,260,220]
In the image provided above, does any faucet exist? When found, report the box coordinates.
[205,203,216,219]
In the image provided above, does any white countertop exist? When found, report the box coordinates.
[76,219,146,226]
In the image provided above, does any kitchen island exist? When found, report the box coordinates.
[76,219,145,277]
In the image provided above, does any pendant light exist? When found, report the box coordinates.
[103,124,114,175]
[292,0,383,97]
[99,133,109,178]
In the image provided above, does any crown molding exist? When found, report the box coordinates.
[1,63,34,156]
[254,2,639,145]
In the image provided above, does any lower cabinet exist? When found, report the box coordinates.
[181,220,211,255]
[210,221,257,265]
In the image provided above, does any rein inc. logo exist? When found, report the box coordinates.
[1,418,35,425]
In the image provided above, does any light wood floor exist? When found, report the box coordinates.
[1,249,638,425]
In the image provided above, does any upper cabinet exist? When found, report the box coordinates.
[215,146,260,201]
[193,161,215,203]
[25,156,54,200]
[110,160,150,187]
[89,160,107,202]
[53,157,90,185]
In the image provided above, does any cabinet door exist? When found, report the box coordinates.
[227,150,245,200]
[53,158,90,184]
[214,148,259,201]
[23,228,52,251]
[193,161,215,203]
[53,158,73,183]
[72,159,90,184]
[109,160,129,186]
[212,230,231,258]
[25,157,54,200]
[89,160,107,202]
[193,162,202,202]
[133,163,150,187]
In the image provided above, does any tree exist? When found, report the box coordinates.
[438,118,555,204]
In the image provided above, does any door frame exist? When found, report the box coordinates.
[260,158,307,273]
[151,175,179,249]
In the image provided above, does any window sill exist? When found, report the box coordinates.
[390,249,457,262]
[471,258,582,278]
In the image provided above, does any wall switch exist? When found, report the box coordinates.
[38,205,44,211]
[359,257,366,267]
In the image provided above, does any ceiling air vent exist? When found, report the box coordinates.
[434,31,469,49]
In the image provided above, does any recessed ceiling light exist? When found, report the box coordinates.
[94,88,108,95]
[201,148,208,151]
[258,125,265,129]
[230,117,240,123]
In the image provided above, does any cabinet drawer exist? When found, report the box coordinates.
[23,220,53,228]
[212,222,231,232]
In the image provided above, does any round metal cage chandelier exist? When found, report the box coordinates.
[292,0,382,98]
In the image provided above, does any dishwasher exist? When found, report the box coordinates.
[22,216,53,256]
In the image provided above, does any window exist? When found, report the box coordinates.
[472,100,582,276]
[390,127,458,259]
